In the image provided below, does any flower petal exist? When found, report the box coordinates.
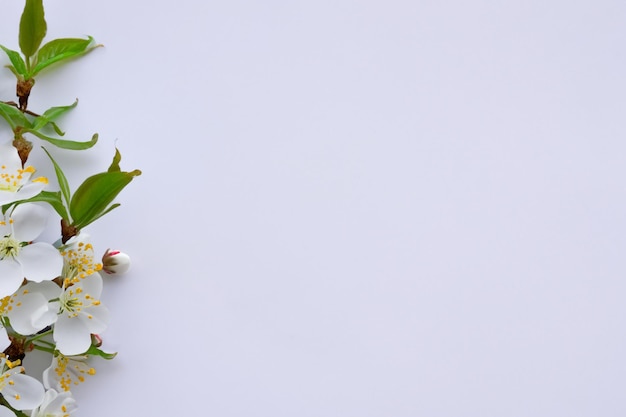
[8,291,53,335]
[80,305,109,334]
[10,180,47,202]
[18,243,63,282]
[0,327,10,352]
[10,203,48,242]
[54,314,92,355]
[1,372,45,410]
[0,406,17,417]
[80,272,103,298]
[0,259,25,298]
[20,280,63,301]
[32,389,77,417]
[0,144,22,169]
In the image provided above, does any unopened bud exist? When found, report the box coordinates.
[91,334,103,347]
[102,249,131,275]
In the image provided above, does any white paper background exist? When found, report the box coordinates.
[1,0,626,416]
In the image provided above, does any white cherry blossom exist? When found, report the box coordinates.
[0,204,63,298]
[31,389,77,417]
[0,357,45,410]
[60,234,102,285]
[51,272,109,355]
[0,144,48,206]
[43,354,96,393]
[5,280,60,336]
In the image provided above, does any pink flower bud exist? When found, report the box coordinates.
[91,334,103,347]
[102,249,131,275]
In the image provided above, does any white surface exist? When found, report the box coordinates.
[1,0,626,416]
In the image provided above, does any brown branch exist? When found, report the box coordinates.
[2,101,40,117]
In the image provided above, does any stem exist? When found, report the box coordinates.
[32,339,55,348]
[25,328,53,346]
[61,219,78,244]
[32,343,55,354]
[1,101,40,117]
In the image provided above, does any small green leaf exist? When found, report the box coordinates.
[85,344,117,360]
[31,100,78,133]
[0,45,27,77]
[108,148,122,172]
[33,37,99,76]
[70,169,140,229]
[0,102,31,129]
[1,202,12,215]
[23,130,98,150]
[4,65,22,78]
[8,190,68,220]
[19,0,47,59]
[42,147,71,209]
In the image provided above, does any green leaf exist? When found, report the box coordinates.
[70,166,141,229]
[33,37,98,76]
[19,0,47,59]
[85,344,117,360]
[23,130,98,150]
[85,202,120,225]
[4,65,23,79]
[108,148,122,172]
[31,99,78,134]
[42,147,71,209]
[8,190,68,220]
[0,102,31,129]
[0,45,27,77]
[1,202,12,215]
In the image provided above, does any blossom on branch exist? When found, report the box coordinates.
[0,204,63,298]
[0,144,48,206]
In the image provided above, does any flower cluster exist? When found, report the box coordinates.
[0,1,139,415]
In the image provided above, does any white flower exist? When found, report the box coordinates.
[52,272,109,355]
[0,204,63,298]
[5,281,61,336]
[0,357,45,410]
[102,248,131,275]
[43,354,96,393]
[0,276,62,350]
[31,389,77,417]
[60,234,102,285]
[0,144,48,206]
